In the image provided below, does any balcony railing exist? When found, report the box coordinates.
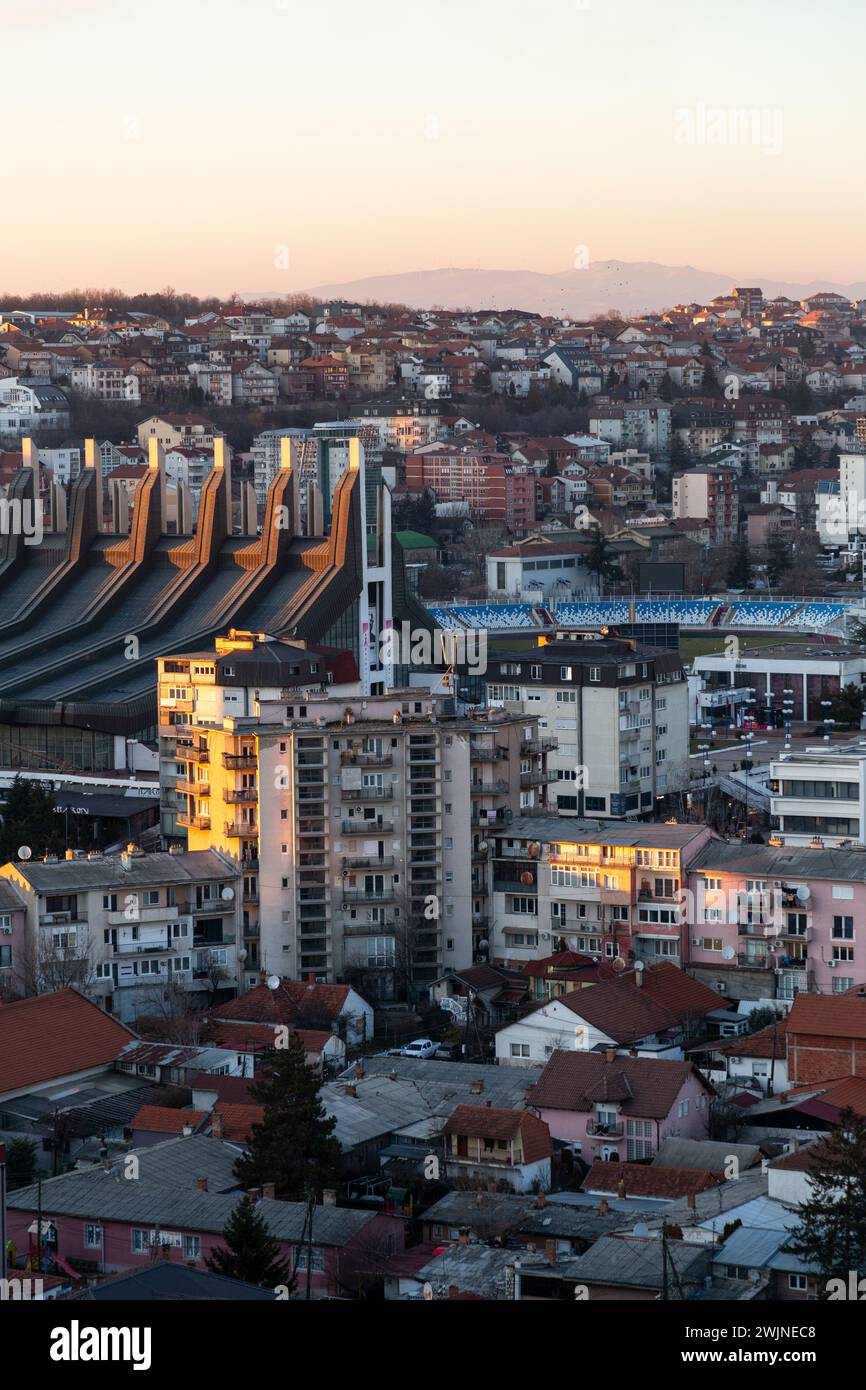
[224,821,258,838]
[223,752,256,770]
[178,812,211,830]
[177,745,210,764]
[224,788,258,804]
[521,737,558,754]
[471,780,509,796]
[176,779,208,797]
[341,820,394,834]
[340,752,392,767]
[520,770,557,789]
[342,787,393,801]
[586,1119,624,1139]
[343,855,395,870]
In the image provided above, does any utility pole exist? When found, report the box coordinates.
[0,1143,7,1284]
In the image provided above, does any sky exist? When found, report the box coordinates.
[2,0,863,296]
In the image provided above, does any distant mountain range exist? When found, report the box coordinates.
[285,261,866,317]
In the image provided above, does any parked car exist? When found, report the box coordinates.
[400,1038,437,1059]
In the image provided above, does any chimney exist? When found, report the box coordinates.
[687,1192,696,1210]
[485,1098,492,1107]
[470,1079,484,1095]
[211,1111,224,1140]
[322,1188,337,1207]
[307,973,316,984]
[182,1125,193,1137]
[354,1061,364,1081]
[458,1228,470,1246]
[599,1199,609,1216]
[605,1048,617,1064]
[195,1177,208,1192]
[617,1179,626,1200]
[536,1190,545,1209]
[262,1183,275,1200]
[344,1083,357,1098]
[545,1244,557,1266]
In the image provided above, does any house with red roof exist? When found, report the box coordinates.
[442,1104,552,1192]
[786,988,866,1085]
[0,988,136,1105]
[527,1050,715,1163]
[130,1106,208,1146]
[206,976,373,1046]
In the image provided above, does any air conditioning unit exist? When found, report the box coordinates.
[692,939,702,946]
[828,959,838,968]
[716,981,727,992]
[0,926,11,935]
[540,931,550,940]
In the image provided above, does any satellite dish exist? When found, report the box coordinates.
[266,975,281,990]
[632,1222,650,1238]
[477,939,489,953]
[422,1282,434,1302]
[221,887,235,901]
[528,842,542,859]
[633,960,645,973]
[722,946,735,961]
[18,846,32,861]
[477,840,488,853]
[796,885,810,902]
[611,956,626,972]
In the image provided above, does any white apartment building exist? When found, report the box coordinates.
[69,362,141,402]
[484,637,689,819]
[0,378,70,442]
[0,847,242,1024]
[769,743,866,846]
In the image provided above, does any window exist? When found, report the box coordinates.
[510,1042,531,1058]
[144,890,159,906]
[589,667,601,682]
[833,946,854,962]
[183,1234,201,1260]
[560,666,573,681]
[510,896,537,915]
[677,1099,689,1118]
[294,1247,325,1272]
[788,1273,808,1292]
[84,1223,102,1248]
[701,937,723,952]
[132,1229,152,1253]
[832,916,854,939]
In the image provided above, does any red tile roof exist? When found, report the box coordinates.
[208,978,353,1027]
[719,1019,788,1060]
[788,991,866,1040]
[212,1102,265,1142]
[131,1106,207,1134]
[529,1052,712,1119]
[816,1075,866,1118]
[0,989,136,1098]
[443,1104,552,1164]
[581,1160,722,1200]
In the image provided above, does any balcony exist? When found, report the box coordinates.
[223,752,256,770]
[343,855,395,870]
[224,821,258,838]
[114,939,172,956]
[340,889,397,905]
[341,820,394,835]
[224,788,258,805]
[471,780,509,797]
[39,911,87,927]
[470,744,508,762]
[341,751,392,767]
[586,1118,624,1139]
[176,779,209,798]
[177,745,210,764]
[342,786,393,802]
[520,769,557,789]
[521,737,558,754]
[178,813,211,830]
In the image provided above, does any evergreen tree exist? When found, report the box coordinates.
[583,526,622,586]
[0,777,65,864]
[6,1137,37,1190]
[658,371,674,402]
[789,1110,866,1291]
[725,539,752,590]
[233,1033,342,1200]
[829,682,866,729]
[701,361,720,397]
[206,1194,294,1290]
[765,531,792,587]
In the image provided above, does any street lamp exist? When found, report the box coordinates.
[821,700,834,744]
[783,687,794,751]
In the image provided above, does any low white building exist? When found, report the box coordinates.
[0,378,70,442]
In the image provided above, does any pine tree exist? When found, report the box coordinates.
[789,1111,866,1290]
[233,1032,343,1200]
[725,539,752,590]
[206,1194,294,1290]
[6,1137,37,1190]
[0,777,65,864]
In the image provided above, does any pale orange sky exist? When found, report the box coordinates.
[2,0,864,295]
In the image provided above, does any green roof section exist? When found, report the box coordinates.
[395,530,438,550]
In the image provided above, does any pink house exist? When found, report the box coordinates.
[6,1134,403,1298]
[686,842,866,1003]
[527,1050,715,1165]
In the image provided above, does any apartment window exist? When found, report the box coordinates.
[530,664,542,680]
[102,894,118,912]
[589,667,601,683]
[832,977,855,993]
[560,666,573,681]
[84,1223,102,1248]
[832,916,854,939]
[510,1043,531,1058]
[510,896,537,915]
[678,1099,689,1118]
[144,890,159,906]
[833,946,854,962]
